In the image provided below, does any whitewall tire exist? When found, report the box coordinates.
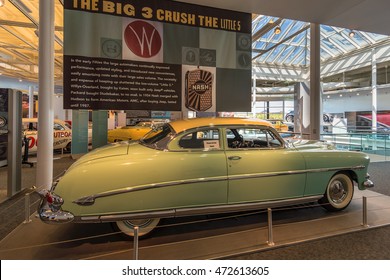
[115,218,160,237]
[320,173,354,211]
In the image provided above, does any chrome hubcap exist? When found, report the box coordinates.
[329,180,347,203]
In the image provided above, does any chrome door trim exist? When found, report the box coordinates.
[75,195,323,223]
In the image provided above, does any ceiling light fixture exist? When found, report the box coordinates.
[349,30,355,38]
[0,0,5,7]
[274,26,281,34]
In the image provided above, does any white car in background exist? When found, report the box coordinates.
[22,118,72,153]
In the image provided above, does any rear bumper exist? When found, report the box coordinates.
[39,207,75,223]
[38,190,74,224]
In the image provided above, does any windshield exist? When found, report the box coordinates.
[140,123,174,149]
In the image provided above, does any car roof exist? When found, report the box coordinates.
[169,117,272,134]
[23,118,65,122]
[22,118,69,126]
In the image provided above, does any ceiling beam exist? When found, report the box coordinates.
[252,24,310,60]
[0,20,63,31]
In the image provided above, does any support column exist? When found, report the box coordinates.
[92,110,108,149]
[7,90,22,197]
[252,76,256,118]
[372,48,377,132]
[28,86,34,118]
[309,23,321,140]
[36,1,54,189]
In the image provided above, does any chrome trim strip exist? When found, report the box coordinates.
[73,175,228,206]
[98,210,175,222]
[73,165,366,206]
[72,195,323,223]
[228,165,366,181]
[174,195,323,217]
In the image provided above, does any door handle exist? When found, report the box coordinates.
[228,156,241,160]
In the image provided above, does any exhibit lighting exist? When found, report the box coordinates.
[0,0,5,7]
[349,30,355,38]
[274,26,281,34]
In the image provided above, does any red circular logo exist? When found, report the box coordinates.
[124,20,162,58]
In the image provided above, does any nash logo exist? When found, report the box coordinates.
[124,20,162,58]
[191,80,209,93]
[185,69,213,112]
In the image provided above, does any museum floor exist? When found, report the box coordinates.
[0,155,390,259]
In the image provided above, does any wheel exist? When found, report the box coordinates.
[319,173,354,211]
[323,114,330,123]
[64,142,71,153]
[286,115,294,123]
[114,218,160,237]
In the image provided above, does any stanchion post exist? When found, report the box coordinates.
[362,196,369,228]
[23,193,32,224]
[133,226,139,260]
[267,208,275,246]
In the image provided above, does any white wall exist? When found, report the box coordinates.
[323,91,390,115]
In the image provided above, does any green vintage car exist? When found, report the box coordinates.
[39,118,374,237]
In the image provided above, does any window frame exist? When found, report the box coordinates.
[169,127,223,152]
[224,125,285,150]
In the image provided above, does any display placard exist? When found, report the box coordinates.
[63,0,252,112]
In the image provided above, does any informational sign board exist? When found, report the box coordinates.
[63,0,252,112]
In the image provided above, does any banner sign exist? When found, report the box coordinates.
[63,0,252,112]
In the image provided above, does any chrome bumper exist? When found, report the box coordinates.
[39,207,74,223]
[38,190,74,224]
[363,173,374,189]
[363,179,374,189]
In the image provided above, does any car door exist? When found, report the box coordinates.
[166,127,229,207]
[224,126,307,204]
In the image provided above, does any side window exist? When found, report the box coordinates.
[179,129,220,150]
[53,123,65,131]
[23,122,37,131]
[227,127,282,149]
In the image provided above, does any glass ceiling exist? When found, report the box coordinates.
[252,15,389,67]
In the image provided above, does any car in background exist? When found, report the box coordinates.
[22,118,72,153]
[107,120,163,143]
[267,119,293,132]
[38,117,373,237]
[285,110,295,123]
[285,110,334,123]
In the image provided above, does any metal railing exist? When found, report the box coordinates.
[322,132,390,162]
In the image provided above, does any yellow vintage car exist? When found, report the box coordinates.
[38,117,373,237]
[107,121,157,143]
[268,119,292,132]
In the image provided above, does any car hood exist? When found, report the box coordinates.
[67,141,131,171]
